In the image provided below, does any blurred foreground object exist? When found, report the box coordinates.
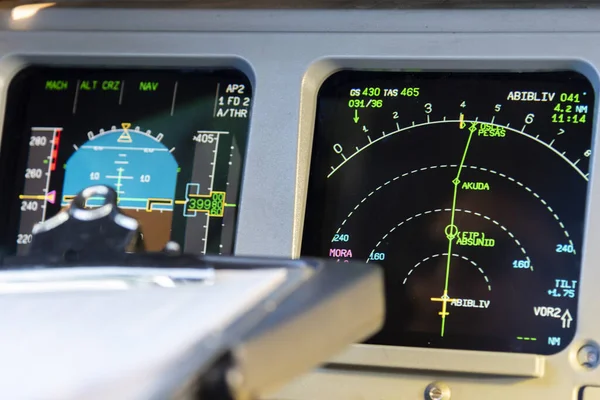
[0,185,384,400]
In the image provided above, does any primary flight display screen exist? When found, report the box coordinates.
[302,71,595,354]
[0,67,252,256]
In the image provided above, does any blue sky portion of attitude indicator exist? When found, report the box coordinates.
[61,123,178,211]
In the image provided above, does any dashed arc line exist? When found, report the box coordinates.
[368,207,532,270]
[335,164,574,252]
[403,253,491,291]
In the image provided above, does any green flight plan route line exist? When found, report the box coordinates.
[432,121,477,337]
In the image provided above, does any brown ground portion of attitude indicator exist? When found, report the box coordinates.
[121,209,173,251]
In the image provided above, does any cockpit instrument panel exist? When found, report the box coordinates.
[0,67,252,256]
[302,71,594,354]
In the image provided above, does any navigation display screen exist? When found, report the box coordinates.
[0,66,252,256]
[302,70,595,354]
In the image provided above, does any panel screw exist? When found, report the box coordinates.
[425,382,451,400]
[578,343,600,369]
